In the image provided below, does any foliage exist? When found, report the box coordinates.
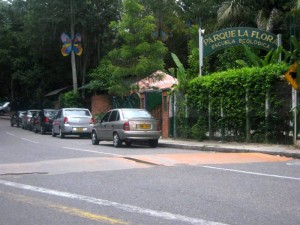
[106,0,167,96]
[217,0,295,33]
[289,35,300,63]
[169,53,187,94]
[59,91,84,108]
[235,45,285,67]
[88,57,112,93]
[185,63,291,143]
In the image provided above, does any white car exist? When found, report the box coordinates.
[52,108,94,138]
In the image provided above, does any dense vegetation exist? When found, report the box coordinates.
[1,0,300,143]
[185,63,291,144]
[0,0,299,107]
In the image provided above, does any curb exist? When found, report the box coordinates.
[158,143,300,159]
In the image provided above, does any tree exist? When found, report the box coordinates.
[107,0,167,96]
[217,0,298,33]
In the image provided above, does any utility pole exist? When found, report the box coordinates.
[70,0,78,92]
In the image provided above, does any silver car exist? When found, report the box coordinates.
[91,108,161,148]
[52,108,94,138]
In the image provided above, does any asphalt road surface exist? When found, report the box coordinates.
[0,118,300,225]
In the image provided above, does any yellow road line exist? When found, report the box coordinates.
[0,191,129,225]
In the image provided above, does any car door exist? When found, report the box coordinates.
[106,110,120,139]
[97,111,111,140]
[53,110,62,133]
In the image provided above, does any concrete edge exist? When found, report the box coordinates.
[158,143,300,159]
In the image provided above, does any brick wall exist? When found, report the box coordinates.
[91,92,170,139]
[91,95,111,115]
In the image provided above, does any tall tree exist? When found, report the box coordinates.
[107,0,167,96]
[217,0,298,33]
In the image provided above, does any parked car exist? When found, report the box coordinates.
[32,109,58,134]
[0,102,10,115]
[52,108,94,138]
[10,111,26,127]
[91,108,161,148]
[22,110,41,130]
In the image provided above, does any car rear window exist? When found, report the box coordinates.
[122,110,152,119]
[65,110,91,117]
[45,111,58,117]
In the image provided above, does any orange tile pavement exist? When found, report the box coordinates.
[127,153,292,166]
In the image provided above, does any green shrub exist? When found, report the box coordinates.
[59,91,84,108]
[183,62,291,143]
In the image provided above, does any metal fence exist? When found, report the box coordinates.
[170,81,296,145]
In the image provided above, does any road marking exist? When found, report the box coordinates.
[0,190,128,225]
[0,180,230,225]
[63,147,123,157]
[21,138,39,144]
[202,166,300,181]
[6,132,15,136]
[286,162,300,166]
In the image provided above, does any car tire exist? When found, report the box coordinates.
[52,128,57,137]
[91,131,100,145]
[113,132,122,148]
[59,128,65,139]
[148,139,158,148]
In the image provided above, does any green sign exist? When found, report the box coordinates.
[203,27,278,57]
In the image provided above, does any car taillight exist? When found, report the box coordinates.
[90,117,94,124]
[64,117,69,124]
[123,121,130,131]
[45,117,49,123]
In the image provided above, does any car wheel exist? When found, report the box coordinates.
[52,128,57,137]
[113,132,122,148]
[41,126,45,135]
[148,139,158,148]
[10,122,13,127]
[59,128,65,139]
[91,131,100,145]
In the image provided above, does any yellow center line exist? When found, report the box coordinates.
[0,191,129,225]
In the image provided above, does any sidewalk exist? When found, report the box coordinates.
[158,138,300,159]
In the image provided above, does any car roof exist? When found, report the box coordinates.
[61,108,89,110]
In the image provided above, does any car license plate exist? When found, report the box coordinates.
[74,127,83,132]
[139,124,150,129]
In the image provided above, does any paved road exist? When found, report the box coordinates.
[0,119,300,225]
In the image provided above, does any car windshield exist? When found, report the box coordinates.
[65,110,91,117]
[122,110,152,119]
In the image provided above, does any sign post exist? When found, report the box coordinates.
[199,27,204,76]
[284,62,300,145]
